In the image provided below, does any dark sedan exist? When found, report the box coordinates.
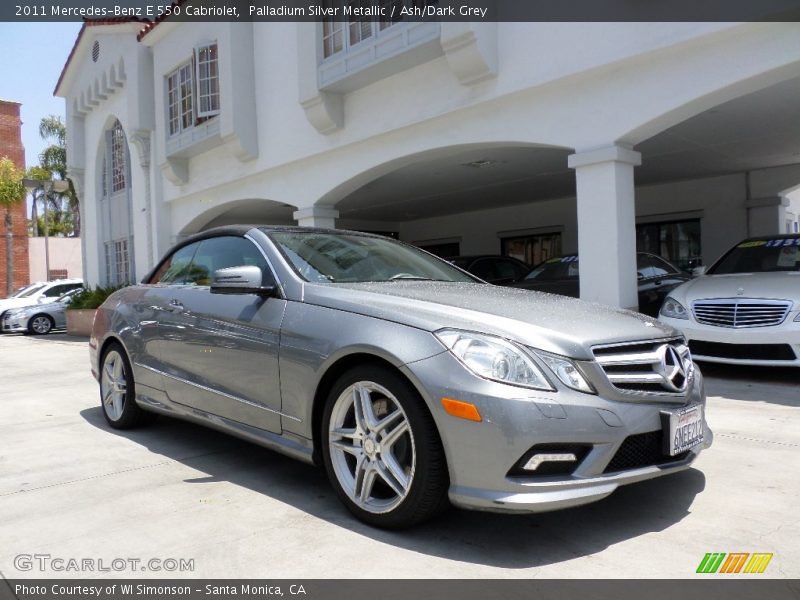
[508,252,691,316]
[448,255,531,285]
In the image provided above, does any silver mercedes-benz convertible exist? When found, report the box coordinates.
[90,225,711,528]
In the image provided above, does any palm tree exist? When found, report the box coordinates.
[0,156,25,296]
[27,165,65,237]
[38,116,79,236]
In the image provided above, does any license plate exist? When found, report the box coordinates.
[663,404,704,456]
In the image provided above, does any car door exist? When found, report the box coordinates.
[158,235,286,433]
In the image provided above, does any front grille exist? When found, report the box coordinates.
[689,340,797,361]
[692,298,791,328]
[593,338,693,395]
[604,430,689,473]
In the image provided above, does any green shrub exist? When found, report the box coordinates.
[67,285,125,310]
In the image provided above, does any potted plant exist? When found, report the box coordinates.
[66,285,123,336]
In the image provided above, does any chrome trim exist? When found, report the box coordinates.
[133,362,302,422]
[691,298,792,328]
[592,338,693,396]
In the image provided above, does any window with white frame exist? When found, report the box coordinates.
[110,120,126,192]
[105,239,131,286]
[321,0,432,58]
[166,42,219,137]
[196,43,220,116]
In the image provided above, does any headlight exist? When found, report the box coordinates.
[534,351,595,394]
[435,329,553,391]
[794,312,800,322]
[660,297,689,320]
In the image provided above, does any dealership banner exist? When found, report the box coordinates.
[3,0,800,22]
[4,580,800,600]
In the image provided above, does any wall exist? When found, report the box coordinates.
[0,100,29,297]
[28,237,83,282]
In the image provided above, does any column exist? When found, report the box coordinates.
[293,206,339,229]
[568,144,641,311]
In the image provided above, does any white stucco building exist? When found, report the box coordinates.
[55,19,800,309]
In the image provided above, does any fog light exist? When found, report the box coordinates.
[523,453,577,471]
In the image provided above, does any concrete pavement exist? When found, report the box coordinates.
[0,333,797,579]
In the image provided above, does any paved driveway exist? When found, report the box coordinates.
[1,333,797,579]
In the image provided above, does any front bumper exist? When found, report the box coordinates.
[1,313,29,333]
[660,313,800,367]
[402,350,711,514]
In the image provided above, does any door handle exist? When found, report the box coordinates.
[168,299,185,312]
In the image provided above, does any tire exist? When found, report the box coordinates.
[321,365,449,529]
[99,342,155,429]
[27,314,54,335]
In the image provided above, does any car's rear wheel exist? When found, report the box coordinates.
[100,342,154,429]
[321,365,449,528]
[27,314,54,335]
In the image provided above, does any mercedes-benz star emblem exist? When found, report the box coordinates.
[655,344,688,393]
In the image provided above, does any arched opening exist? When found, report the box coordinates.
[178,198,299,237]
[327,143,575,263]
[629,75,800,268]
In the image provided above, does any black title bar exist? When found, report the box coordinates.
[4,0,800,22]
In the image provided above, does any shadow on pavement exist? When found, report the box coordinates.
[18,332,89,344]
[699,362,799,408]
[80,405,705,569]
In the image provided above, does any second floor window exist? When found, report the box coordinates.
[167,42,219,137]
[322,0,429,59]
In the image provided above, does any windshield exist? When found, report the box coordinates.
[267,231,478,284]
[16,284,46,298]
[523,256,579,281]
[709,238,800,274]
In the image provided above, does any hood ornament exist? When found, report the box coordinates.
[736,287,744,296]
[655,344,689,393]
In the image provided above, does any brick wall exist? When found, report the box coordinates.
[0,100,29,298]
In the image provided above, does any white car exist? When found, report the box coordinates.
[659,234,800,366]
[0,279,84,323]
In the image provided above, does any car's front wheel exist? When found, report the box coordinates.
[321,365,449,528]
[99,342,155,429]
[27,314,54,335]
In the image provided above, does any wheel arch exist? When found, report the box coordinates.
[310,352,440,467]
[97,333,128,374]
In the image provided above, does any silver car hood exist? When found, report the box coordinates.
[301,282,678,360]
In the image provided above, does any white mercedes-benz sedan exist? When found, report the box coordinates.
[659,234,800,367]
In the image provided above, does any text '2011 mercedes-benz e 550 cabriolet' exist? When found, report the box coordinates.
[91,226,712,528]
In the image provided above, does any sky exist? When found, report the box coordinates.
[0,22,83,170]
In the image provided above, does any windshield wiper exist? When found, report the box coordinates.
[387,274,439,282]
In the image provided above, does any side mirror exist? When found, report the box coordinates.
[210,266,276,296]
[692,266,707,277]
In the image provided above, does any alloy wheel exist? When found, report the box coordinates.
[101,350,127,421]
[328,381,416,514]
[30,316,52,334]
